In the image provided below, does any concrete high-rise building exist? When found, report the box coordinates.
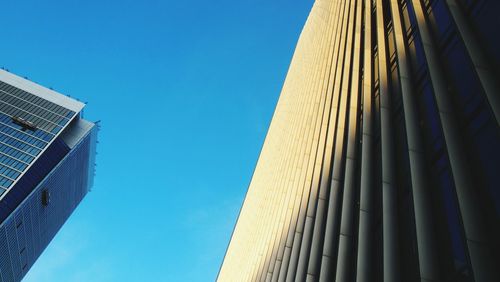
[0,69,97,281]
[219,0,500,281]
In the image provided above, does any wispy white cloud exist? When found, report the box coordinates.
[22,217,117,282]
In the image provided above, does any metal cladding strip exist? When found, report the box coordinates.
[281,4,341,279]
[317,0,358,280]
[304,0,352,280]
[443,0,500,125]
[280,10,326,280]
[297,0,351,280]
[252,60,303,282]
[278,1,348,280]
[375,0,400,281]
[258,3,335,279]
[246,56,301,281]
[250,25,317,280]
[411,1,499,281]
[284,0,349,280]
[253,38,311,279]
[284,4,345,278]
[269,11,335,281]
[234,86,275,280]
[278,5,343,278]
[272,22,323,281]
[259,51,314,280]
[388,0,441,281]
[292,0,350,280]
[242,2,332,280]
[356,0,374,281]
[304,0,347,280]
[253,15,327,279]
[270,1,343,280]
[266,1,341,280]
[335,0,363,280]
[218,32,296,279]
[272,34,322,280]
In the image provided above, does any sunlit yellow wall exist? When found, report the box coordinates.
[218,0,500,281]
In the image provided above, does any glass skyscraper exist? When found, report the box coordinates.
[219,0,500,281]
[0,69,97,281]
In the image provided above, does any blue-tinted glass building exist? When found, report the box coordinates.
[0,69,97,282]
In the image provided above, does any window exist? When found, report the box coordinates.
[41,189,50,206]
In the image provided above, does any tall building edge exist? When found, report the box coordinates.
[0,70,98,282]
[219,0,500,281]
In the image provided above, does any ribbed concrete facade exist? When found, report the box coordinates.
[219,0,500,281]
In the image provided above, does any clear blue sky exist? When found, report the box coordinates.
[0,0,312,281]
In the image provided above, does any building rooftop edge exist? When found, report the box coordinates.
[0,69,85,113]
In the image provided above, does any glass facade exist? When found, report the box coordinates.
[0,70,97,282]
[0,81,77,196]
[219,0,500,281]
[0,127,96,281]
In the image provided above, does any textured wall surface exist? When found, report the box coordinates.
[219,0,500,281]
[0,125,96,282]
